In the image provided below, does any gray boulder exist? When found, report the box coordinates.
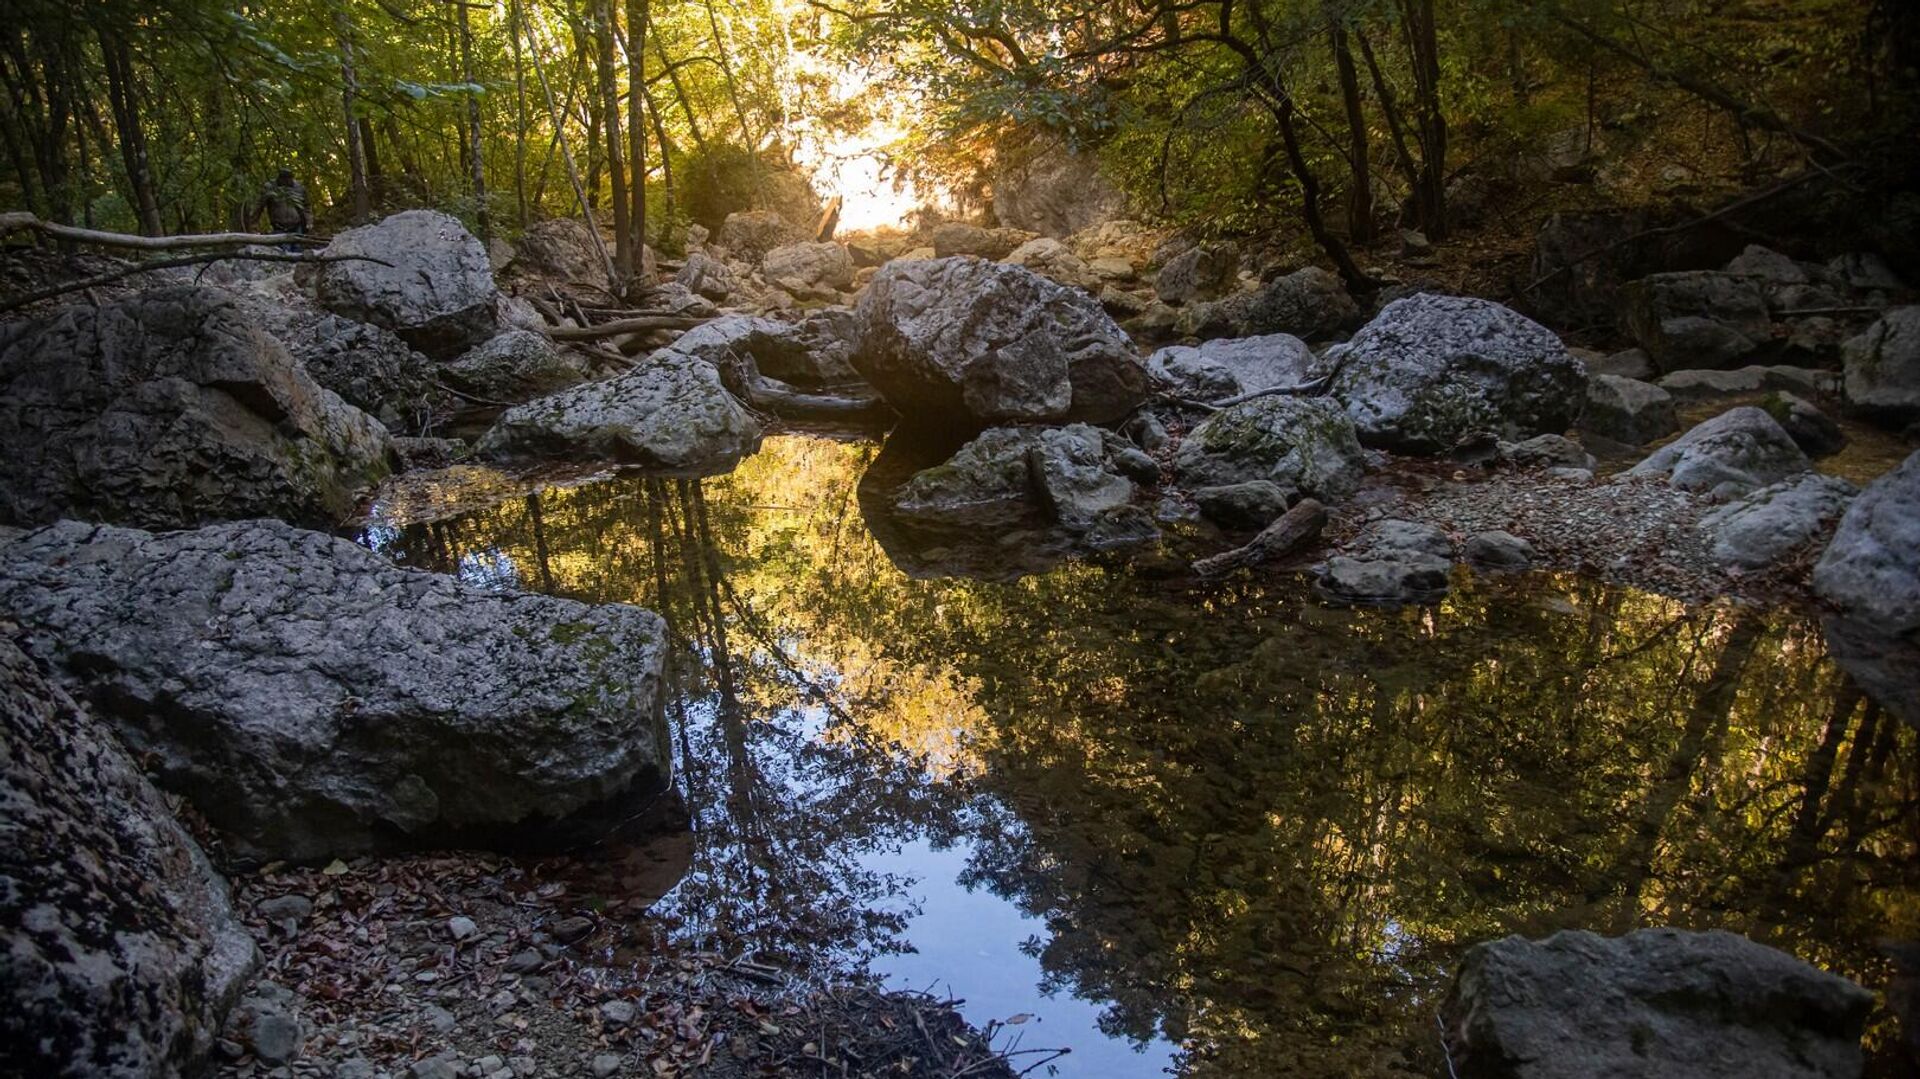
[1585,347,1655,380]
[929,223,1034,260]
[761,241,854,298]
[1173,396,1366,501]
[1701,473,1857,569]
[1154,242,1239,305]
[1765,390,1847,457]
[1463,530,1536,570]
[675,250,736,301]
[1621,270,1772,372]
[851,257,1148,428]
[1442,928,1872,1079]
[315,210,499,357]
[243,283,442,433]
[1316,518,1454,606]
[0,285,392,530]
[1813,449,1920,635]
[1658,363,1836,400]
[717,210,806,264]
[892,424,1137,534]
[477,348,761,472]
[444,330,602,404]
[1326,294,1588,453]
[1000,237,1093,290]
[1192,481,1291,531]
[0,519,671,861]
[1179,267,1358,341]
[1581,373,1678,445]
[1627,406,1811,497]
[1498,433,1595,471]
[1841,306,1920,423]
[1,635,258,1079]
[514,218,612,290]
[1147,334,1318,404]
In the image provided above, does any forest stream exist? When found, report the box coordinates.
[354,434,1920,1076]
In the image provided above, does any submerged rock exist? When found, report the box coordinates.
[0,285,392,530]
[315,210,499,357]
[1701,472,1856,569]
[1442,928,1872,1079]
[1326,294,1588,453]
[1172,395,1366,500]
[1627,406,1811,497]
[1,634,258,1078]
[851,257,1148,429]
[1146,333,1318,404]
[0,519,672,861]
[892,424,1139,534]
[477,348,762,472]
[1315,518,1454,606]
[1813,449,1920,636]
[1841,306,1920,424]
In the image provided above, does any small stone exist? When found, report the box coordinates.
[503,949,543,974]
[474,1055,504,1074]
[249,1011,302,1064]
[550,916,594,944]
[447,916,478,941]
[336,1059,375,1079]
[591,1053,623,1078]
[409,1054,461,1079]
[422,1005,457,1034]
[599,1000,637,1028]
[1464,531,1537,570]
[257,895,315,925]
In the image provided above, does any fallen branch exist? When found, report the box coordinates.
[0,211,319,251]
[546,314,707,339]
[1192,498,1328,577]
[0,250,391,315]
[1154,354,1349,412]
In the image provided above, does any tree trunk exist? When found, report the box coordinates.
[654,35,707,149]
[626,0,649,271]
[1354,28,1420,211]
[640,80,678,234]
[1267,82,1368,289]
[509,0,529,227]
[1328,13,1375,243]
[592,0,630,280]
[334,7,371,222]
[1398,0,1447,238]
[97,29,162,236]
[457,0,489,244]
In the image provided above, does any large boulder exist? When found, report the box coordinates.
[1181,267,1358,341]
[0,285,392,530]
[675,250,737,302]
[1173,396,1366,499]
[0,519,672,861]
[851,257,1149,429]
[478,347,761,472]
[1154,242,1239,305]
[1620,271,1772,372]
[314,209,499,357]
[716,210,806,264]
[761,241,854,298]
[244,285,442,434]
[1627,406,1811,497]
[1147,334,1318,404]
[1813,449,1920,635]
[1326,294,1588,453]
[1,635,258,1078]
[1841,306,1920,424]
[1580,373,1678,445]
[1700,472,1857,569]
[1000,237,1093,290]
[443,329,603,404]
[513,218,612,291]
[1442,928,1873,1079]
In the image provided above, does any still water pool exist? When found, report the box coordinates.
[361,434,1919,1077]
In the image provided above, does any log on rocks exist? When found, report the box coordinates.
[0,210,317,251]
[1192,498,1328,577]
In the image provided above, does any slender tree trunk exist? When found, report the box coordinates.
[97,30,162,236]
[457,0,489,244]
[1398,0,1447,238]
[1266,82,1368,289]
[521,8,617,286]
[1329,13,1375,243]
[626,0,648,271]
[1355,28,1420,210]
[592,0,631,282]
[640,80,678,236]
[334,7,371,222]
[360,115,382,185]
[654,35,707,149]
[509,0,529,227]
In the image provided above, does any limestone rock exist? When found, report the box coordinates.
[1154,242,1239,305]
[675,251,736,302]
[1581,373,1678,446]
[929,223,1035,260]
[1701,472,1856,569]
[444,330,603,404]
[1147,334,1318,404]
[0,519,671,861]
[892,424,1137,534]
[1620,271,1772,372]
[717,211,806,264]
[315,210,499,357]
[851,257,1148,429]
[1764,391,1847,457]
[1841,306,1920,424]
[1813,449,1920,635]
[1172,396,1366,501]
[0,634,258,1079]
[1628,406,1811,498]
[514,218,612,291]
[1001,237,1092,290]
[0,285,392,530]
[761,242,854,298]
[478,348,761,473]
[1326,294,1588,453]
[1443,928,1872,1079]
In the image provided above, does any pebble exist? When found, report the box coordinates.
[409,1055,460,1079]
[473,1055,504,1074]
[422,1005,457,1034]
[448,915,478,941]
[550,916,594,944]
[598,1000,636,1028]
[503,949,543,974]
[257,895,314,925]
[590,1053,622,1077]
[249,1012,303,1064]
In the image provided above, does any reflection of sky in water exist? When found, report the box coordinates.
[455,548,520,590]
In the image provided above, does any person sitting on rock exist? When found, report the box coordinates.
[256,169,310,250]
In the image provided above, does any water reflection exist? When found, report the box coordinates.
[362,434,1920,1078]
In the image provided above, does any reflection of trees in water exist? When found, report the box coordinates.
[372,471,981,977]
[365,437,1920,1075]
